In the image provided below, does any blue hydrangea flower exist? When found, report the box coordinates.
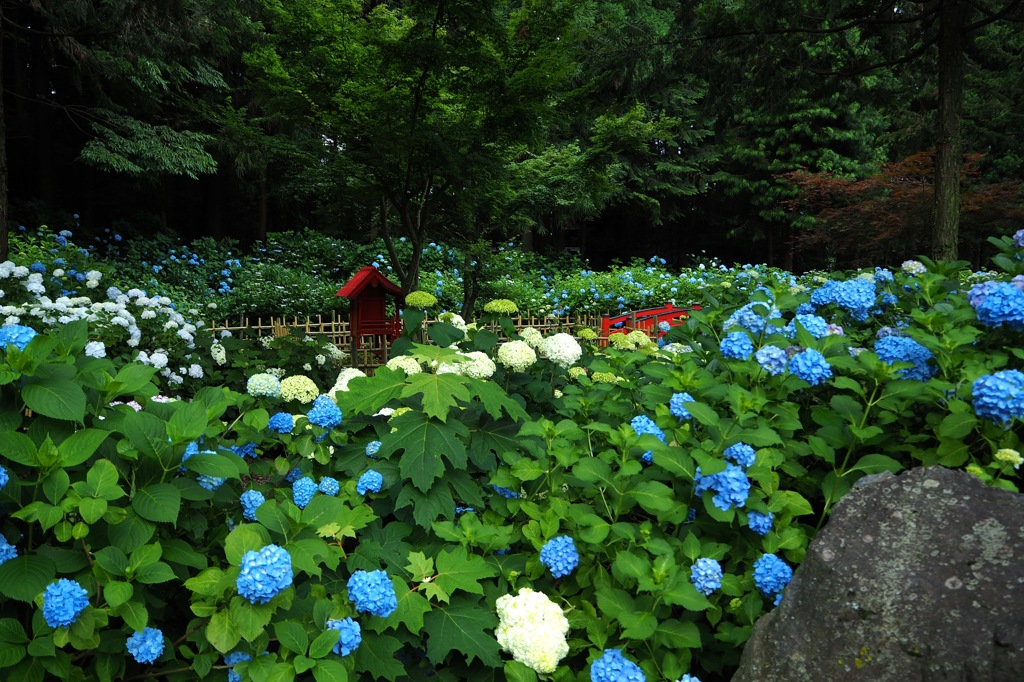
[0,324,38,351]
[669,392,694,420]
[591,649,646,682]
[753,553,793,603]
[540,535,580,579]
[720,332,754,360]
[178,441,200,473]
[689,558,723,596]
[365,440,382,458]
[319,477,340,496]
[724,442,756,469]
[231,442,259,458]
[0,537,18,565]
[786,314,829,339]
[225,651,252,682]
[491,484,519,499]
[347,569,398,617]
[694,464,750,511]
[356,470,383,495]
[747,511,774,536]
[126,627,165,664]
[267,412,294,434]
[723,300,781,335]
[240,490,265,522]
[237,545,293,604]
[874,336,934,381]
[327,617,362,656]
[1014,229,1024,248]
[0,463,8,490]
[285,467,302,483]
[811,279,875,321]
[973,370,1024,423]
[972,282,1024,330]
[42,578,89,628]
[788,349,832,386]
[631,415,666,464]
[755,345,788,376]
[307,395,343,429]
[293,476,317,509]
[676,676,702,682]
[197,473,226,492]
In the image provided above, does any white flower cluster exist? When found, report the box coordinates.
[436,351,495,379]
[519,327,544,348]
[328,367,367,401]
[437,311,468,334]
[280,375,320,403]
[494,588,570,674]
[497,340,537,372]
[538,333,582,369]
[385,355,422,376]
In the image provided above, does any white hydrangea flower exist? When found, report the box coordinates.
[187,364,204,379]
[538,333,582,369]
[519,327,544,348]
[84,341,106,358]
[210,342,227,366]
[149,352,169,370]
[328,368,367,400]
[460,351,496,379]
[259,335,274,349]
[437,311,468,333]
[497,340,537,372]
[280,375,319,403]
[385,355,422,376]
[495,588,570,674]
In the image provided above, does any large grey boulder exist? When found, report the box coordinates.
[732,466,1024,682]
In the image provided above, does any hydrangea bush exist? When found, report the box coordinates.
[0,231,1022,682]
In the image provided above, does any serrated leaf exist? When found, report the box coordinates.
[846,453,903,476]
[167,401,209,443]
[619,610,658,640]
[135,562,176,584]
[0,555,56,602]
[422,602,500,667]
[230,597,273,642]
[225,525,272,566]
[121,411,170,459]
[79,497,108,524]
[308,629,341,659]
[0,431,38,466]
[393,579,431,634]
[313,659,347,682]
[473,381,528,422]
[629,480,675,513]
[401,373,471,422]
[661,577,713,611]
[381,412,468,492]
[433,546,497,603]
[117,601,149,631]
[107,510,156,554]
[596,587,635,621]
[57,429,109,467]
[395,480,454,528]
[184,452,243,479]
[21,378,86,422]
[338,370,405,417]
[352,632,405,681]
[109,363,159,397]
[937,411,978,440]
[684,402,719,426]
[274,621,308,655]
[655,619,701,649]
[0,619,28,644]
[206,611,241,654]
[132,484,182,524]
[104,581,133,608]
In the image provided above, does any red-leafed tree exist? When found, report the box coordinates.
[784,152,1024,270]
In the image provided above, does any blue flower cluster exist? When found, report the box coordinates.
[810,278,876,321]
[630,415,666,464]
[689,558,723,596]
[720,332,754,360]
[753,553,793,605]
[788,349,832,386]
[267,412,294,434]
[723,301,780,335]
[224,651,252,682]
[491,484,519,499]
[327,617,362,656]
[972,370,1024,423]
[540,535,580,578]
[747,511,774,536]
[591,649,646,682]
[42,578,89,628]
[0,537,17,565]
[971,281,1024,329]
[126,627,165,664]
[356,470,383,495]
[293,476,317,509]
[319,477,340,496]
[874,336,934,381]
[231,442,258,459]
[347,569,398,617]
[723,442,756,469]
[365,440,382,458]
[307,395,343,429]
[786,313,829,339]
[237,545,293,604]
[694,463,750,511]
[0,463,7,489]
[669,392,695,420]
[0,324,38,351]
[755,345,788,376]
[240,490,265,521]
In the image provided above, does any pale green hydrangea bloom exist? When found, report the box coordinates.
[519,327,544,348]
[280,375,319,403]
[497,340,536,372]
[385,355,422,376]
[246,373,281,398]
[405,291,437,309]
[494,588,569,674]
[484,299,518,314]
[538,333,582,369]
[995,448,1023,469]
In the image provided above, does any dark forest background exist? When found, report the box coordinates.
[2,0,1023,276]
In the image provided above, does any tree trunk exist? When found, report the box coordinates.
[933,0,964,261]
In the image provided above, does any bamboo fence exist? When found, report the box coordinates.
[205,311,606,371]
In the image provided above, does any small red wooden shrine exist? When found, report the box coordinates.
[336,266,403,358]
